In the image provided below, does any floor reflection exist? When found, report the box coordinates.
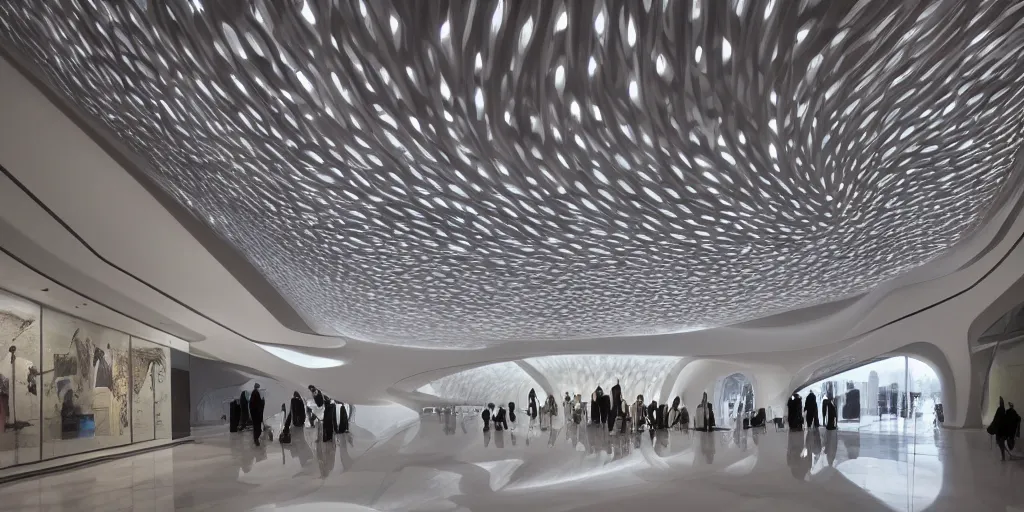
[0,415,1022,511]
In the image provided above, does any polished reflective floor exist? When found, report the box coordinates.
[0,413,1022,511]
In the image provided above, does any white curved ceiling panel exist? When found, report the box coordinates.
[1,1,1022,347]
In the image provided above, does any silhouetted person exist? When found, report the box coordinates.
[335,401,350,434]
[528,389,539,423]
[322,400,337,442]
[609,380,622,432]
[229,399,241,432]
[669,397,681,427]
[482,403,494,431]
[599,389,611,425]
[494,404,507,431]
[290,391,306,427]
[787,393,803,431]
[249,383,265,446]
[822,395,838,430]
[1006,402,1021,453]
[309,385,325,408]
[239,391,251,430]
[804,390,820,428]
[989,396,1017,461]
[508,402,517,430]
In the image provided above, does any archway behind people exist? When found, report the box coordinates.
[714,373,754,427]
[797,356,942,431]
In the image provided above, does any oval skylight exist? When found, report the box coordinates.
[256,344,344,369]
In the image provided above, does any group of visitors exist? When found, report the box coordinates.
[480,402,516,431]
[988,396,1021,461]
[230,383,351,447]
[479,382,750,436]
[229,383,267,445]
[589,381,699,434]
[786,390,839,432]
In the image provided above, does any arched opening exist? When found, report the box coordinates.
[714,373,755,426]
[797,356,942,430]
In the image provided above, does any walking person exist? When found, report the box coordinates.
[249,383,266,446]
[1003,401,1021,458]
[989,396,1012,460]
[290,391,306,428]
[804,390,820,428]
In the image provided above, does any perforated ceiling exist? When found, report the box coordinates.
[1,1,1022,348]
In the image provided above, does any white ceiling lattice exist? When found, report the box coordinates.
[1,1,1022,347]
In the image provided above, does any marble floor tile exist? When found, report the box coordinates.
[0,416,1022,511]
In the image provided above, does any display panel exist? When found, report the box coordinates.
[0,290,41,468]
[41,308,131,458]
[131,337,170,442]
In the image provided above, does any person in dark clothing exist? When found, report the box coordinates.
[309,385,325,408]
[647,401,658,429]
[229,399,241,432]
[990,397,1020,460]
[990,397,1008,460]
[482,403,494,431]
[591,389,601,425]
[508,402,517,429]
[249,383,265,446]
[668,396,681,427]
[822,395,838,430]
[804,390,820,428]
[322,400,336,442]
[336,401,350,434]
[599,391,611,425]
[751,407,767,428]
[787,393,803,431]
[290,391,306,428]
[609,380,622,432]
[494,405,507,431]
[1006,402,1021,453]
[239,391,251,430]
[528,389,539,424]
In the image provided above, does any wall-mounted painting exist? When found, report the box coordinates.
[131,337,170,442]
[0,290,41,468]
[41,308,131,458]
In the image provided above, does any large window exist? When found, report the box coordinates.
[798,356,941,429]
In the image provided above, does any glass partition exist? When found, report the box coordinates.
[41,308,132,458]
[0,290,41,468]
[798,356,942,430]
[0,287,180,469]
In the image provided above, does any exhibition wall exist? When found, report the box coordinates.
[0,288,175,469]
